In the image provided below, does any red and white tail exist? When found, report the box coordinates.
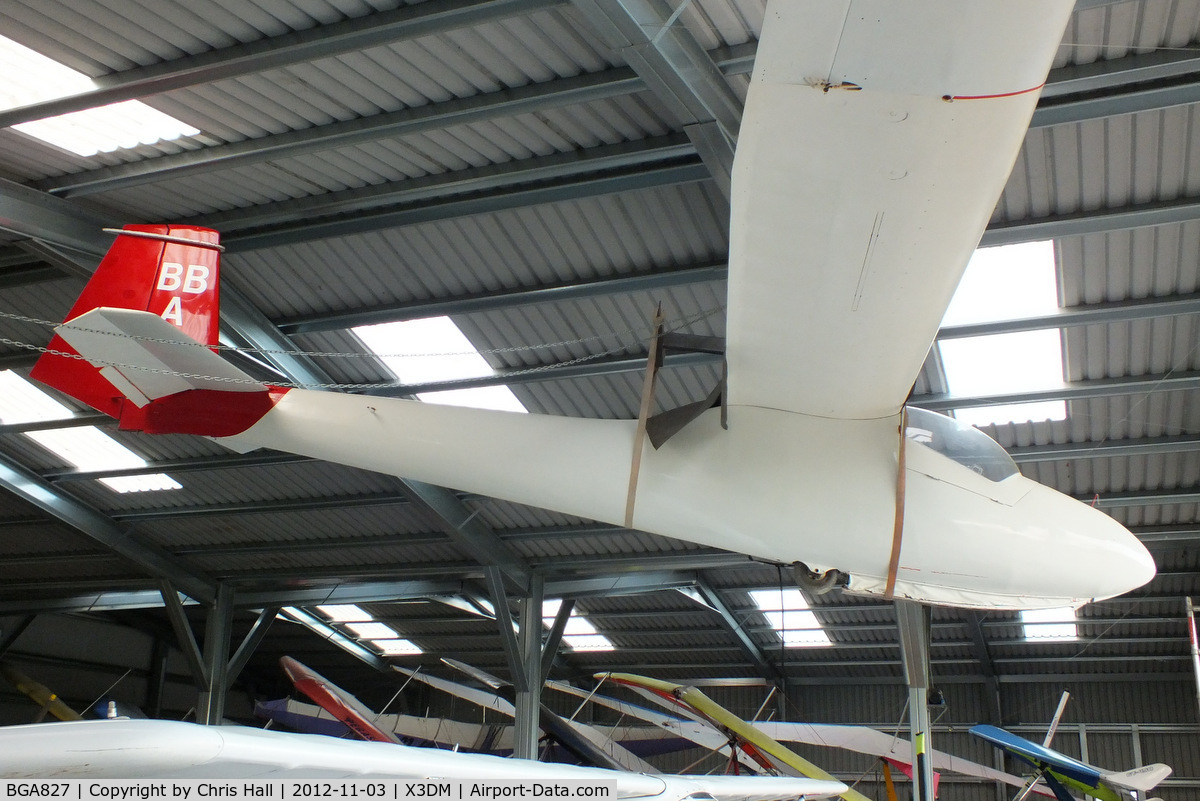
[31,225,282,438]
[31,225,223,418]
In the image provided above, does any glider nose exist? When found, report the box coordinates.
[1017,481,1157,603]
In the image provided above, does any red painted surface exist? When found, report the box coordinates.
[118,386,289,436]
[31,224,222,419]
[280,656,401,745]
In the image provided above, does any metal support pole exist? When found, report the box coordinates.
[1187,596,1200,722]
[1079,724,1092,801]
[197,584,232,725]
[512,575,543,760]
[895,600,935,801]
[146,638,169,718]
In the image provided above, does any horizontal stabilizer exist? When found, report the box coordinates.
[55,308,263,406]
[1101,764,1172,793]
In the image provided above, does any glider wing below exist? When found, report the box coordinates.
[392,665,657,772]
[280,655,402,744]
[601,673,870,801]
[0,718,845,797]
[970,723,1172,801]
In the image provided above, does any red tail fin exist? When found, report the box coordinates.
[31,224,222,418]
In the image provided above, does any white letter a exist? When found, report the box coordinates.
[161,296,184,326]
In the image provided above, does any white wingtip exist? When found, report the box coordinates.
[1100,763,1172,793]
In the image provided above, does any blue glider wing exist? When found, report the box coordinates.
[970,724,1102,793]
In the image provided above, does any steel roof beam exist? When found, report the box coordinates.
[169,525,651,558]
[42,451,315,482]
[209,552,736,583]
[981,195,1200,246]
[0,454,215,604]
[280,607,387,671]
[0,178,327,384]
[400,478,530,586]
[0,414,110,436]
[914,370,1200,412]
[214,141,706,252]
[0,0,565,129]
[35,43,757,200]
[364,350,721,397]
[30,32,1191,204]
[273,269,1197,342]
[238,580,463,608]
[40,67,643,199]
[936,292,1200,340]
[210,165,1200,258]
[1008,434,1200,464]
[0,353,39,370]
[25,26,1197,200]
[110,491,417,521]
[1089,489,1200,509]
[570,0,739,197]
[693,579,782,683]
[1032,54,1200,128]
[0,572,697,615]
[1133,525,1200,546]
[273,275,1195,342]
[0,590,199,615]
[0,262,66,289]
[277,261,728,335]
[545,571,697,597]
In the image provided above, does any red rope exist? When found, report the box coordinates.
[944,82,1046,101]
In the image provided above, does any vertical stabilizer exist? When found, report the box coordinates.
[31,225,223,419]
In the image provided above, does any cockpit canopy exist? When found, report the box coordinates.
[904,406,1019,483]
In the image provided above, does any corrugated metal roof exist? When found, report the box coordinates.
[0,0,1197,753]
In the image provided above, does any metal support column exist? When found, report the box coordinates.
[197,584,233,725]
[513,574,544,760]
[1187,597,1200,722]
[146,638,169,718]
[895,600,935,801]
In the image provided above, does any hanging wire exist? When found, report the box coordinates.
[0,303,725,391]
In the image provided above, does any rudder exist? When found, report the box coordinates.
[31,225,222,419]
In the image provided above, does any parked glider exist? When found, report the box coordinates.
[280,655,404,744]
[281,655,650,771]
[392,662,656,771]
[970,724,1172,801]
[0,660,81,722]
[30,0,1153,610]
[0,718,843,794]
[596,673,1051,800]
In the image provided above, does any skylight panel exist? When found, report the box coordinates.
[345,621,397,639]
[0,35,200,157]
[750,589,831,648]
[307,605,423,655]
[99,474,183,493]
[939,241,1067,427]
[942,241,1059,326]
[1020,606,1078,642]
[0,370,73,423]
[939,331,1067,427]
[1,371,180,493]
[543,598,614,652]
[375,639,423,656]
[316,604,371,622]
[355,317,527,413]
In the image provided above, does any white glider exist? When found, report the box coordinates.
[31,0,1154,610]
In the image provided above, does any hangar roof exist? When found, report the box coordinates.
[0,0,1199,707]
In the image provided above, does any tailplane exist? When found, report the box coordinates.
[31,225,281,438]
[31,225,224,419]
[1100,764,1173,794]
